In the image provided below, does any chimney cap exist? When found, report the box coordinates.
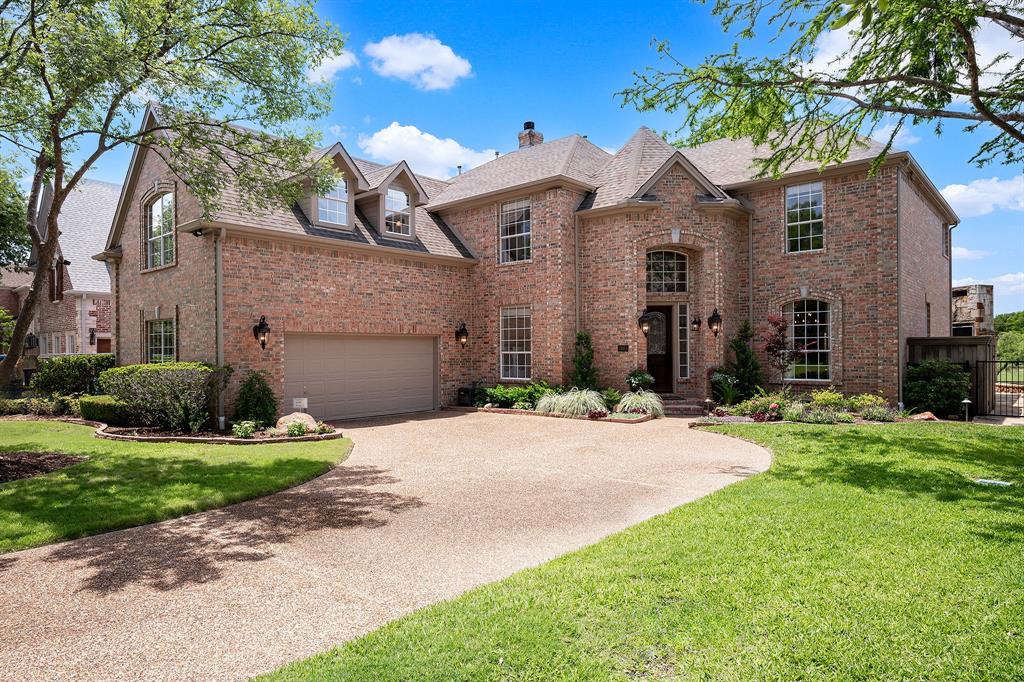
[523,121,535,130]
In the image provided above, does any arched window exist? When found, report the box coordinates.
[784,299,830,380]
[646,251,687,293]
[145,193,175,268]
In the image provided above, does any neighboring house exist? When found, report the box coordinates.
[98,106,956,421]
[951,284,995,336]
[1,179,119,385]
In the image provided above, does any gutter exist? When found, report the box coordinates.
[427,175,597,213]
[574,199,663,217]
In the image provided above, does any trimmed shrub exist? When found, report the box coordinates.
[731,388,792,417]
[809,386,848,410]
[615,390,665,417]
[626,369,654,392]
[601,387,622,411]
[483,381,559,409]
[79,395,131,426]
[535,388,605,416]
[100,362,227,433]
[0,396,78,417]
[286,421,308,437]
[232,420,258,439]
[848,392,888,412]
[861,404,897,422]
[726,321,764,401]
[512,400,532,410]
[569,332,598,389]
[903,360,971,418]
[30,353,115,396]
[232,370,278,427]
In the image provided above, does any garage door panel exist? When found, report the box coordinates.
[284,334,437,420]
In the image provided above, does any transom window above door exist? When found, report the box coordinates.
[646,251,687,293]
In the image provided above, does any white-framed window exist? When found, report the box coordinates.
[56,334,65,355]
[677,303,690,379]
[318,179,349,226]
[647,251,687,293]
[384,188,411,235]
[784,299,830,380]
[500,306,532,380]
[67,334,77,354]
[499,197,531,263]
[147,319,175,363]
[785,182,824,253]
[942,225,951,258]
[145,192,175,268]
[39,334,47,355]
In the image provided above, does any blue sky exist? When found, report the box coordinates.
[84,0,1024,312]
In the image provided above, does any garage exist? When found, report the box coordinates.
[283,334,438,421]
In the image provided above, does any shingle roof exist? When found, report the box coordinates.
[54,179,120,292]
[682,136,890,187]
[577,128,679,211]
[0,267,33,289]
[426,135,611,209]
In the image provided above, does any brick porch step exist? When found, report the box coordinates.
[660,398,706,416]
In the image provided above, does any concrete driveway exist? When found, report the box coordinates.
[0,411,769,681]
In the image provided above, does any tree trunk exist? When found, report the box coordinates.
[0,155,55,388]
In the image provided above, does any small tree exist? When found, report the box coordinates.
[233,370,279,427]
[727,320,764,400]
[570,331,598,389]
[757,315,804,380]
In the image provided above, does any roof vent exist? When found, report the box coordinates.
[518,121,543,148]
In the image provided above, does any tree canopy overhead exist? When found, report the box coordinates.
[0,0,344,380]
[620,0,1024,177]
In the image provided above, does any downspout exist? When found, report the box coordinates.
[80,293,88,354]
[896,166,902,405]
[573,213,581,332]
[747,212,753,326]
[215,228,226,427]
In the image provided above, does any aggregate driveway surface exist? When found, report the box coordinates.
[0,411,770,681]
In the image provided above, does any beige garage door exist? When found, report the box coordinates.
[284,334,438,421]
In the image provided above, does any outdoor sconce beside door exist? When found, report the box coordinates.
[707,308,723,337]
[253,315,270,350]
[637,312,657,336]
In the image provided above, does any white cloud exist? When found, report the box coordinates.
[805,21,858,75]
[951,246,990,260]
[954,273,1024,297]
[871,122,921,147]
[307,51,359,82]
[358,122,495,178]
[364,34,471,90]
[940,174,1024,218]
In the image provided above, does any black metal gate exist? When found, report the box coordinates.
[977,360,1024,417]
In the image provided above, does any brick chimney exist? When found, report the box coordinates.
[518,121,543,148]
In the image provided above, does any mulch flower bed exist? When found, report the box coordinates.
[94,424,344,445]
[1,451,87,483]
[446,406,653,424]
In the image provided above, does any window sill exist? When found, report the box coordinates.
[314,221,354,232]
[141,261,178,275]
[499,377,532,383]
[782,378,834,384]
[497,258,533,267]
[784,248,825,256]
[382,230,416,241]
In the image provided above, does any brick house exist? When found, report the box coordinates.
[98,108,957,421]
[1,179,118,385]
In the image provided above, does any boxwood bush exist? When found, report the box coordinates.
[903,360,971,418]
[78,394,132,426]
[100,362,228,433]
[232,369,278,427]
[30,353,115,396]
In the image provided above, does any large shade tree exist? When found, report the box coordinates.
[0,0,344,383]
[621,0,1024,175]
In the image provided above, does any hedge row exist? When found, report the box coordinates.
[99,362,229,433]
[30,354,115,396]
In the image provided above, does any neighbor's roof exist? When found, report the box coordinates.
[682,136,890,187]
[427,134,611,210]
[0,267,33,290]
[51,179,120,292]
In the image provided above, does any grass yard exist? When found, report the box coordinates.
[265,423,1024,681]
[0,420,351,553]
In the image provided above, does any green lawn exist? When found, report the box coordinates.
[0,420,351,553]
[265,423,1024,681]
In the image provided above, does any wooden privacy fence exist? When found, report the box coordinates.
[906,336,997,415]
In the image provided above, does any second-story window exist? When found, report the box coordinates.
[785,181,824,253]
[384,188,411,235]
[146,192,175,268]
[319,179,348,226]
[499,197,531,263]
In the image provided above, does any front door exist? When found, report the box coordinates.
[645,305,673,394]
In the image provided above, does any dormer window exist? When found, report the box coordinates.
[384,188,411,236]
[318,180,349,226]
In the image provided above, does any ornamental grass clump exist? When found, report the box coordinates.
[534,388,605,416]
[615,389,665,417]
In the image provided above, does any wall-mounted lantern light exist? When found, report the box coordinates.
[252,315,270,350]
[707,308,723,337]
[89,328,96,346]
[455,321,469,347]
[638,312,657,337]
[24,333,38,350]
[690,316,701,333]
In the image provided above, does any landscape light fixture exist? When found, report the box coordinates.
[455,321,469,347]
[252,315,270,350]
[707,308,723,337]
[962,397,972,422]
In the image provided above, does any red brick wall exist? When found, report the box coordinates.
[93,297,112,336]
[898,168,951,352]
[35,262,80,344]
[736,165,901,400]
[219,235,473,409]
[579,165,747,398]
[112,147,215,365]
[440,187,582,386]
